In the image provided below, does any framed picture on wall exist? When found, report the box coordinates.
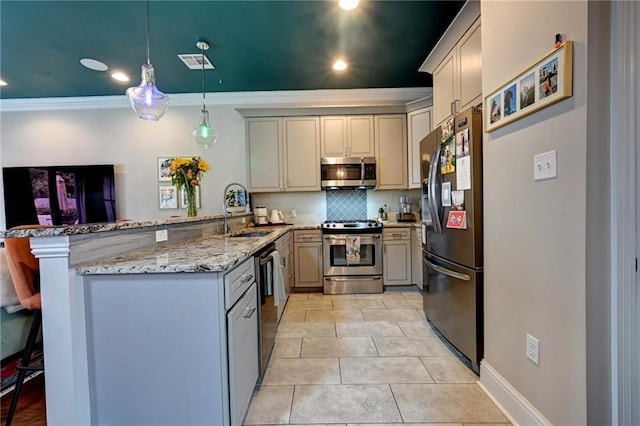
[157,157,173,182]
[158,185,178,209]
[484,41,573,132]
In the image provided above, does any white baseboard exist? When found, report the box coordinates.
[479,360,552,426]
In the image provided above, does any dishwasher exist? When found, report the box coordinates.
[255,243,278,377]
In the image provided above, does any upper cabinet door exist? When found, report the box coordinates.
[320,116,347,157]
[347,115,375,157]
[283,117,321,191]
[320,115,374,158]
[458,19,482,110]
[431,17,481,128]
[246,118,283,192]
[433,50,457,127]
[407,107,432,189]
[375,115,408,190]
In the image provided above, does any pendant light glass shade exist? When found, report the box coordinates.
[193,41,216,148]
[126,63,170,121]
[193,109,216,148]
[126,0,169,121]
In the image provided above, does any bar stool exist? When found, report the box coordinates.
[4,225,45,426]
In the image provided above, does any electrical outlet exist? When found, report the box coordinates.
[526,333,540,365]
[241,217,246,224]
[155,229,168,242]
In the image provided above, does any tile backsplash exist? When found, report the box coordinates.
[326,189,367,221]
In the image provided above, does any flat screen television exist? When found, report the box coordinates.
[3,165,117,229]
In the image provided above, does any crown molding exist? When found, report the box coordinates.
[419,0,481,74]
[0,88,432,112]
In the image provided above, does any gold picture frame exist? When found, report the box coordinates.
[484,41,573,132]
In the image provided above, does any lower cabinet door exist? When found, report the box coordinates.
[227,282,259,426]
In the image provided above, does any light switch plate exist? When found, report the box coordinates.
[155,229,168,242]
[533,150,557,181]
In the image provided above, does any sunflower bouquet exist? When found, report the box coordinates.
[168,156,210,216]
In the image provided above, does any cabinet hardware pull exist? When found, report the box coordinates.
[392,233,403,238]
[325,276,381,282]
[423,258,471,281]
[244,307,257,318]
[240,274,254,284]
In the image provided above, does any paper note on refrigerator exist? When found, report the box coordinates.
[456,156,471,190]
[442,182,452,206]
[446,211,467,229]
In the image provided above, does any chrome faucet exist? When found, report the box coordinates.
[223,182,248,234]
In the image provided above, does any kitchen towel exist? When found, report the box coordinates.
[345,236,361,265]
[270,250,286,307]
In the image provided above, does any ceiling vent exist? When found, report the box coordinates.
[177,53,215,70]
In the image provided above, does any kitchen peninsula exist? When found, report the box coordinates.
[3,214,310,425]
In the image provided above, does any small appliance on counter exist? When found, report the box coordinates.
[397,195,416,222]
[254,206,268,225]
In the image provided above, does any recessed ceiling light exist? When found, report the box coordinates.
[111,72,130,82]
[333,59,348,72]
[339,0,359,11]
[80,58,109,72]
[0,79,7,86]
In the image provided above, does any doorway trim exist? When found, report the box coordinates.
[610,1,639,424]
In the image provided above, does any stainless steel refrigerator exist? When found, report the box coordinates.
[420,107,483,373]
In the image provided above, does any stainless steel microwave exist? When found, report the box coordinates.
[321,157,377,189]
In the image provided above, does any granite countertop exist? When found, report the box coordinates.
[75,226,292,275]
[0,213,241,238]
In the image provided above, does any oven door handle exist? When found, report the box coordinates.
[323,235,381,241]
[324,276,382,282]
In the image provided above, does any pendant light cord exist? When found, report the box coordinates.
[146,0,151,65]
[201,46,206,110]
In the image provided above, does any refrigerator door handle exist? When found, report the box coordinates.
[424,258,471,281]
[429,144,442,234]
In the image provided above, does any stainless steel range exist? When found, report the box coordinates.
[322,220,383,294]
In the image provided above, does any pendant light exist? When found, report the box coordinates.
[126,0,170,121]
[193,41,217,148]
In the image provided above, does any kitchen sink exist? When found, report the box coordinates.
[228,231,271,238]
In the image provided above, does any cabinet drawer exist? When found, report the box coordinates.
[225,257,256,310]
[383,228,411,240]
[294,229,321,243]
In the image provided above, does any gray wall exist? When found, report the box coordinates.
[481,1,611,423]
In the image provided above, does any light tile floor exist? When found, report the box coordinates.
[244,287,510,426]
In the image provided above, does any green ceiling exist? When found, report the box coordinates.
[0,0,464,100]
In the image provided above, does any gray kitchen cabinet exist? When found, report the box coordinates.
[320,115,375,157]
[246,117,284,192]
[293,230,323,288]
[81,255,260,426]
[227,282,259,426]
[432,18,482,127]
[283,117,321,191]
[375,114,408,190]
[246,116,320,193]
[383,228,412,286]
[407,107,433,189]
[411,227,424,289]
